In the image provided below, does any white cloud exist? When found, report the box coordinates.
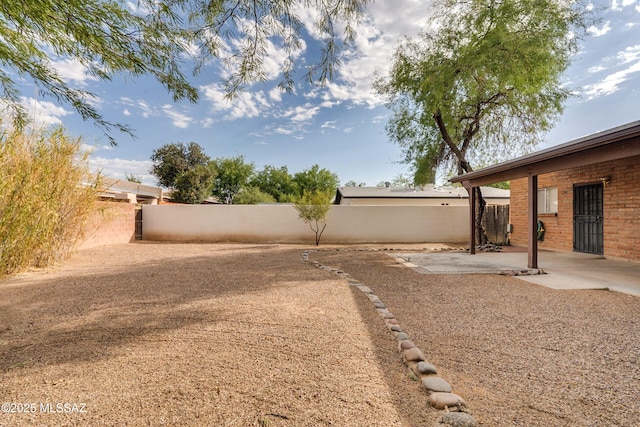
[282,103,320,122]
[588,65,607,74]
[611,0,639,11]
[321,120,338,129]
[89,156,155,185]
[161,105,193,128]
[137,100,157,119]
[50,58,98,85]
[587,21,612,37]
[18,97,72,126]
[372,114,387,124]
[200,83,271,120]
[269,87,284,102]
[212,17,306,85]
[298,1,430,108]
[581,43,640,99]
[274,127,294,135]
[618,44,640,63]
[120,97,159,119]
[583,60,640,98]
[201,117,215,128]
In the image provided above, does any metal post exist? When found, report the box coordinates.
[528,175,538,269]
[469,185,476,254]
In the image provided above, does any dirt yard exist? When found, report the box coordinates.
[1,243,639,426]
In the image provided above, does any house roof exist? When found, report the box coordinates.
[450,120,640,187]
[334,185,509,204]
[100,177,163,200]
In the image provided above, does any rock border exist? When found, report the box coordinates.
[302,248,477,427]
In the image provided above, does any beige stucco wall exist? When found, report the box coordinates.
[142,204,469,244]
[339,197,508,206]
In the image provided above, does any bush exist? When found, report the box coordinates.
[0,126,99,277]
[233,186,276,204]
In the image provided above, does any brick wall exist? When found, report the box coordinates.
[510,155,640,261]
[77,201,138,250]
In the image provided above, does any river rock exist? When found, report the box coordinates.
[439,412,476,426]
[403,347,425,362]
[427,392,465,410]
[422,376,452,393]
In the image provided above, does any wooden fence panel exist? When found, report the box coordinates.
[483,204,510,245]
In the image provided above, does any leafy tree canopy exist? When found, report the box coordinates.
[0,0,371,143]
[293,164,339,196]
[375,0,592,180]
[250,165,298,202]
[150,142,211,189]
[125,173,143,184]
[210,155,255,204]
[172,164,216,204]
[374,0,592,243]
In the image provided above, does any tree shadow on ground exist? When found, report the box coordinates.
[0,247,331,370]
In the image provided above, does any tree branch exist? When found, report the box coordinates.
[433,109,472,173]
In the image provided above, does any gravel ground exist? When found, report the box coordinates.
[0,243,442,427]
[1,243,639,426]
[312,249,640,426]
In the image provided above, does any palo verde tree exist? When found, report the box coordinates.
[374,0,591,244]
[294,190,333,246]
[0,0,197,144]
[0,0,372,142]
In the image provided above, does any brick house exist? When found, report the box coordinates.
[451,120,640,267]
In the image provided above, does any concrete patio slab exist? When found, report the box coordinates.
[389,250,640,297]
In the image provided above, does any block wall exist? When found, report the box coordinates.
[77,202,138,250]
[510,155,640,261]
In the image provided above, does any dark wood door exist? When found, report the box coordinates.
[573,183,603,254]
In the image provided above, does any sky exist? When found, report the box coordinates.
[12,0,640,187]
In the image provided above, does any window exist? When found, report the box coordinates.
[538,187,558,214]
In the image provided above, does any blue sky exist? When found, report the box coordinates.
[14,0,640,187]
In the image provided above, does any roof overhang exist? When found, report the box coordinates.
[450,120,640,187]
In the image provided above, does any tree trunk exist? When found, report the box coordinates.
[473,186,487,246]
[432,112,488,246]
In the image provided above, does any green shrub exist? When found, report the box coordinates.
[233,186,277,205]
[0,126,99,277]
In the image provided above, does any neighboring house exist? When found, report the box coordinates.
[99,177,163,205]
[451,120,640,266]
[334,184,510,206]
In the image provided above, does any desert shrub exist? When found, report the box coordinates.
[0,126,100,276]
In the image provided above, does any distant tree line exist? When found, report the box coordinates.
[149,142,340,205]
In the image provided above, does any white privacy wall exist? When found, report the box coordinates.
[141,204,469,244]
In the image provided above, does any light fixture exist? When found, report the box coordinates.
[599,176,611,186]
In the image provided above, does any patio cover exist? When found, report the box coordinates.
[450,120,640,268]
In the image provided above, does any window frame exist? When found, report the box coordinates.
[537,187,558,214]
